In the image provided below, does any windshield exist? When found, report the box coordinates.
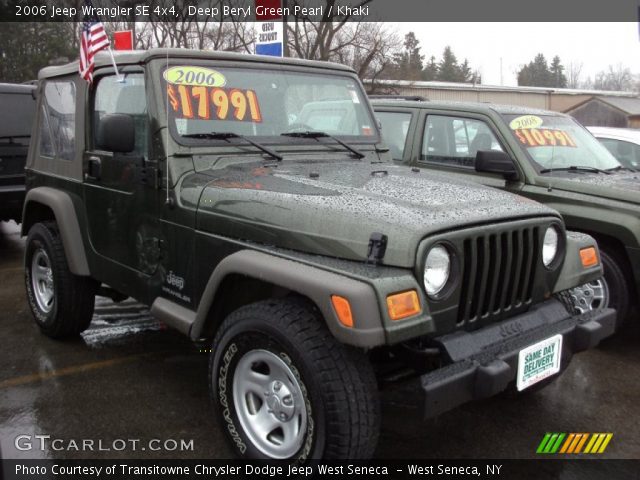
[162,64,377,143]
[501,114,621,172]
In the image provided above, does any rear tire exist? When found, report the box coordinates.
[25,222,97,339]
[210,298,380,460]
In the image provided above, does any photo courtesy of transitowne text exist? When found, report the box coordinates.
[0,0,639,479]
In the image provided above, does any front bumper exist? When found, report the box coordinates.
[420,299,616,418]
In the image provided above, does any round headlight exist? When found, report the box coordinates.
[424,245,451,297]
[542,226,560,267]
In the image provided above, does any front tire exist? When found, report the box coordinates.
[600,249,631,326]
[559,249,630,328]
[210,298,380,460]
[25,222,97,339]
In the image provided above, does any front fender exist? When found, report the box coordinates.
[191,250,386,347]
[553,231,603,293]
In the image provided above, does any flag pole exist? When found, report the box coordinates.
[107,47,124,82]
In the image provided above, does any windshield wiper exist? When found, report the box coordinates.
[281,131,365,159]
[183,132,282,161]
[539,166,611,175]
[605,165,638,173]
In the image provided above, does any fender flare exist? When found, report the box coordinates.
[190,250,386,348]
[22,187,90,276]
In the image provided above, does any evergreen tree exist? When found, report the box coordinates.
[0,23,76,83]
[391,32,424,80]
[549,56,568,88]
[423,55,438,81]
[518,54,567,88]
[437,46,460,82]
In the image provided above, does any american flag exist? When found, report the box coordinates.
[79,2,110,83]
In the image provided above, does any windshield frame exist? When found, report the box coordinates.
[157,60,381,148]
[499,112,622,175]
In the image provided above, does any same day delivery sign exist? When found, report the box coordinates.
[255,0,284,57]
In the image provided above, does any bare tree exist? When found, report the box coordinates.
[286,0,375,61]
[593,63,635,91]
[285,1,401,82]
[566,61,583,89]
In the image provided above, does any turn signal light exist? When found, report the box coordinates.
[331,295,354,328]
[580,247,599,268]
[387,290,421,321]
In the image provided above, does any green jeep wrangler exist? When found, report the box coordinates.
[373,98,640,324]
[23,50,614,460]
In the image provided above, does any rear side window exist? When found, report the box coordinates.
[376,111,412,161]
[41,81,76,161]
[421,115,504,168]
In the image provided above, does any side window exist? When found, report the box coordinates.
[376,111,412,161]
[421,115,504,168]
[93,74,147,156]
[41,81,76,161]
[599,138,640,168]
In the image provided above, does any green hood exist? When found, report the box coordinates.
[185,158,558,267]
[543,171,640,205]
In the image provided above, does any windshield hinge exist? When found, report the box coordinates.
[366,232,388,265]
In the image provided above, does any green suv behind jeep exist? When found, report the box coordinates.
[373,98,639,326]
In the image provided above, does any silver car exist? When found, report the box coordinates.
[587,126,640,169]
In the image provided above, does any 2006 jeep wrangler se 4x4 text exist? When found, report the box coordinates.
[23,50,615,460]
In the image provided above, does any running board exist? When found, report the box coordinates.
[150,297,196,336]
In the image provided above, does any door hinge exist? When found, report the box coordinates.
[366,232,388,265]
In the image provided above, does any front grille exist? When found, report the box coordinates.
[457,226,540,327]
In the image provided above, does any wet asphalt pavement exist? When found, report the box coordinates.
[1,220,639,461]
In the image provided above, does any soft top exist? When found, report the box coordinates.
[39,48,355,79]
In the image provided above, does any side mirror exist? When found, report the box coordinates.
[475,150,519,180]
[97,113,135,153]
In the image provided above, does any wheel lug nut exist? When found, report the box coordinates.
[282,395,293,406]
[273,381,282,392]
[279,413,287,420]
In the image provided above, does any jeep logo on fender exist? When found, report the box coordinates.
[166,271,185,290]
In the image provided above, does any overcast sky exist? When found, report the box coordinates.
[399,23,640,86]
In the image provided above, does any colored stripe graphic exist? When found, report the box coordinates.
[537,433,613,454]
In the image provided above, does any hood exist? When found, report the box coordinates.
[185,158,557,267]
[544,171,640,205]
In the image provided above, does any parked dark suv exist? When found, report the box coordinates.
[0,83,36,224]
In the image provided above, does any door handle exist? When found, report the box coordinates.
[86,156,102,180]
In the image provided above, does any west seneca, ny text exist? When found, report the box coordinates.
[14,463,504,478]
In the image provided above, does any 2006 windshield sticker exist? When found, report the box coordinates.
[164,66,227,87]
[514,128,577,148]
[167,84,263,123]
